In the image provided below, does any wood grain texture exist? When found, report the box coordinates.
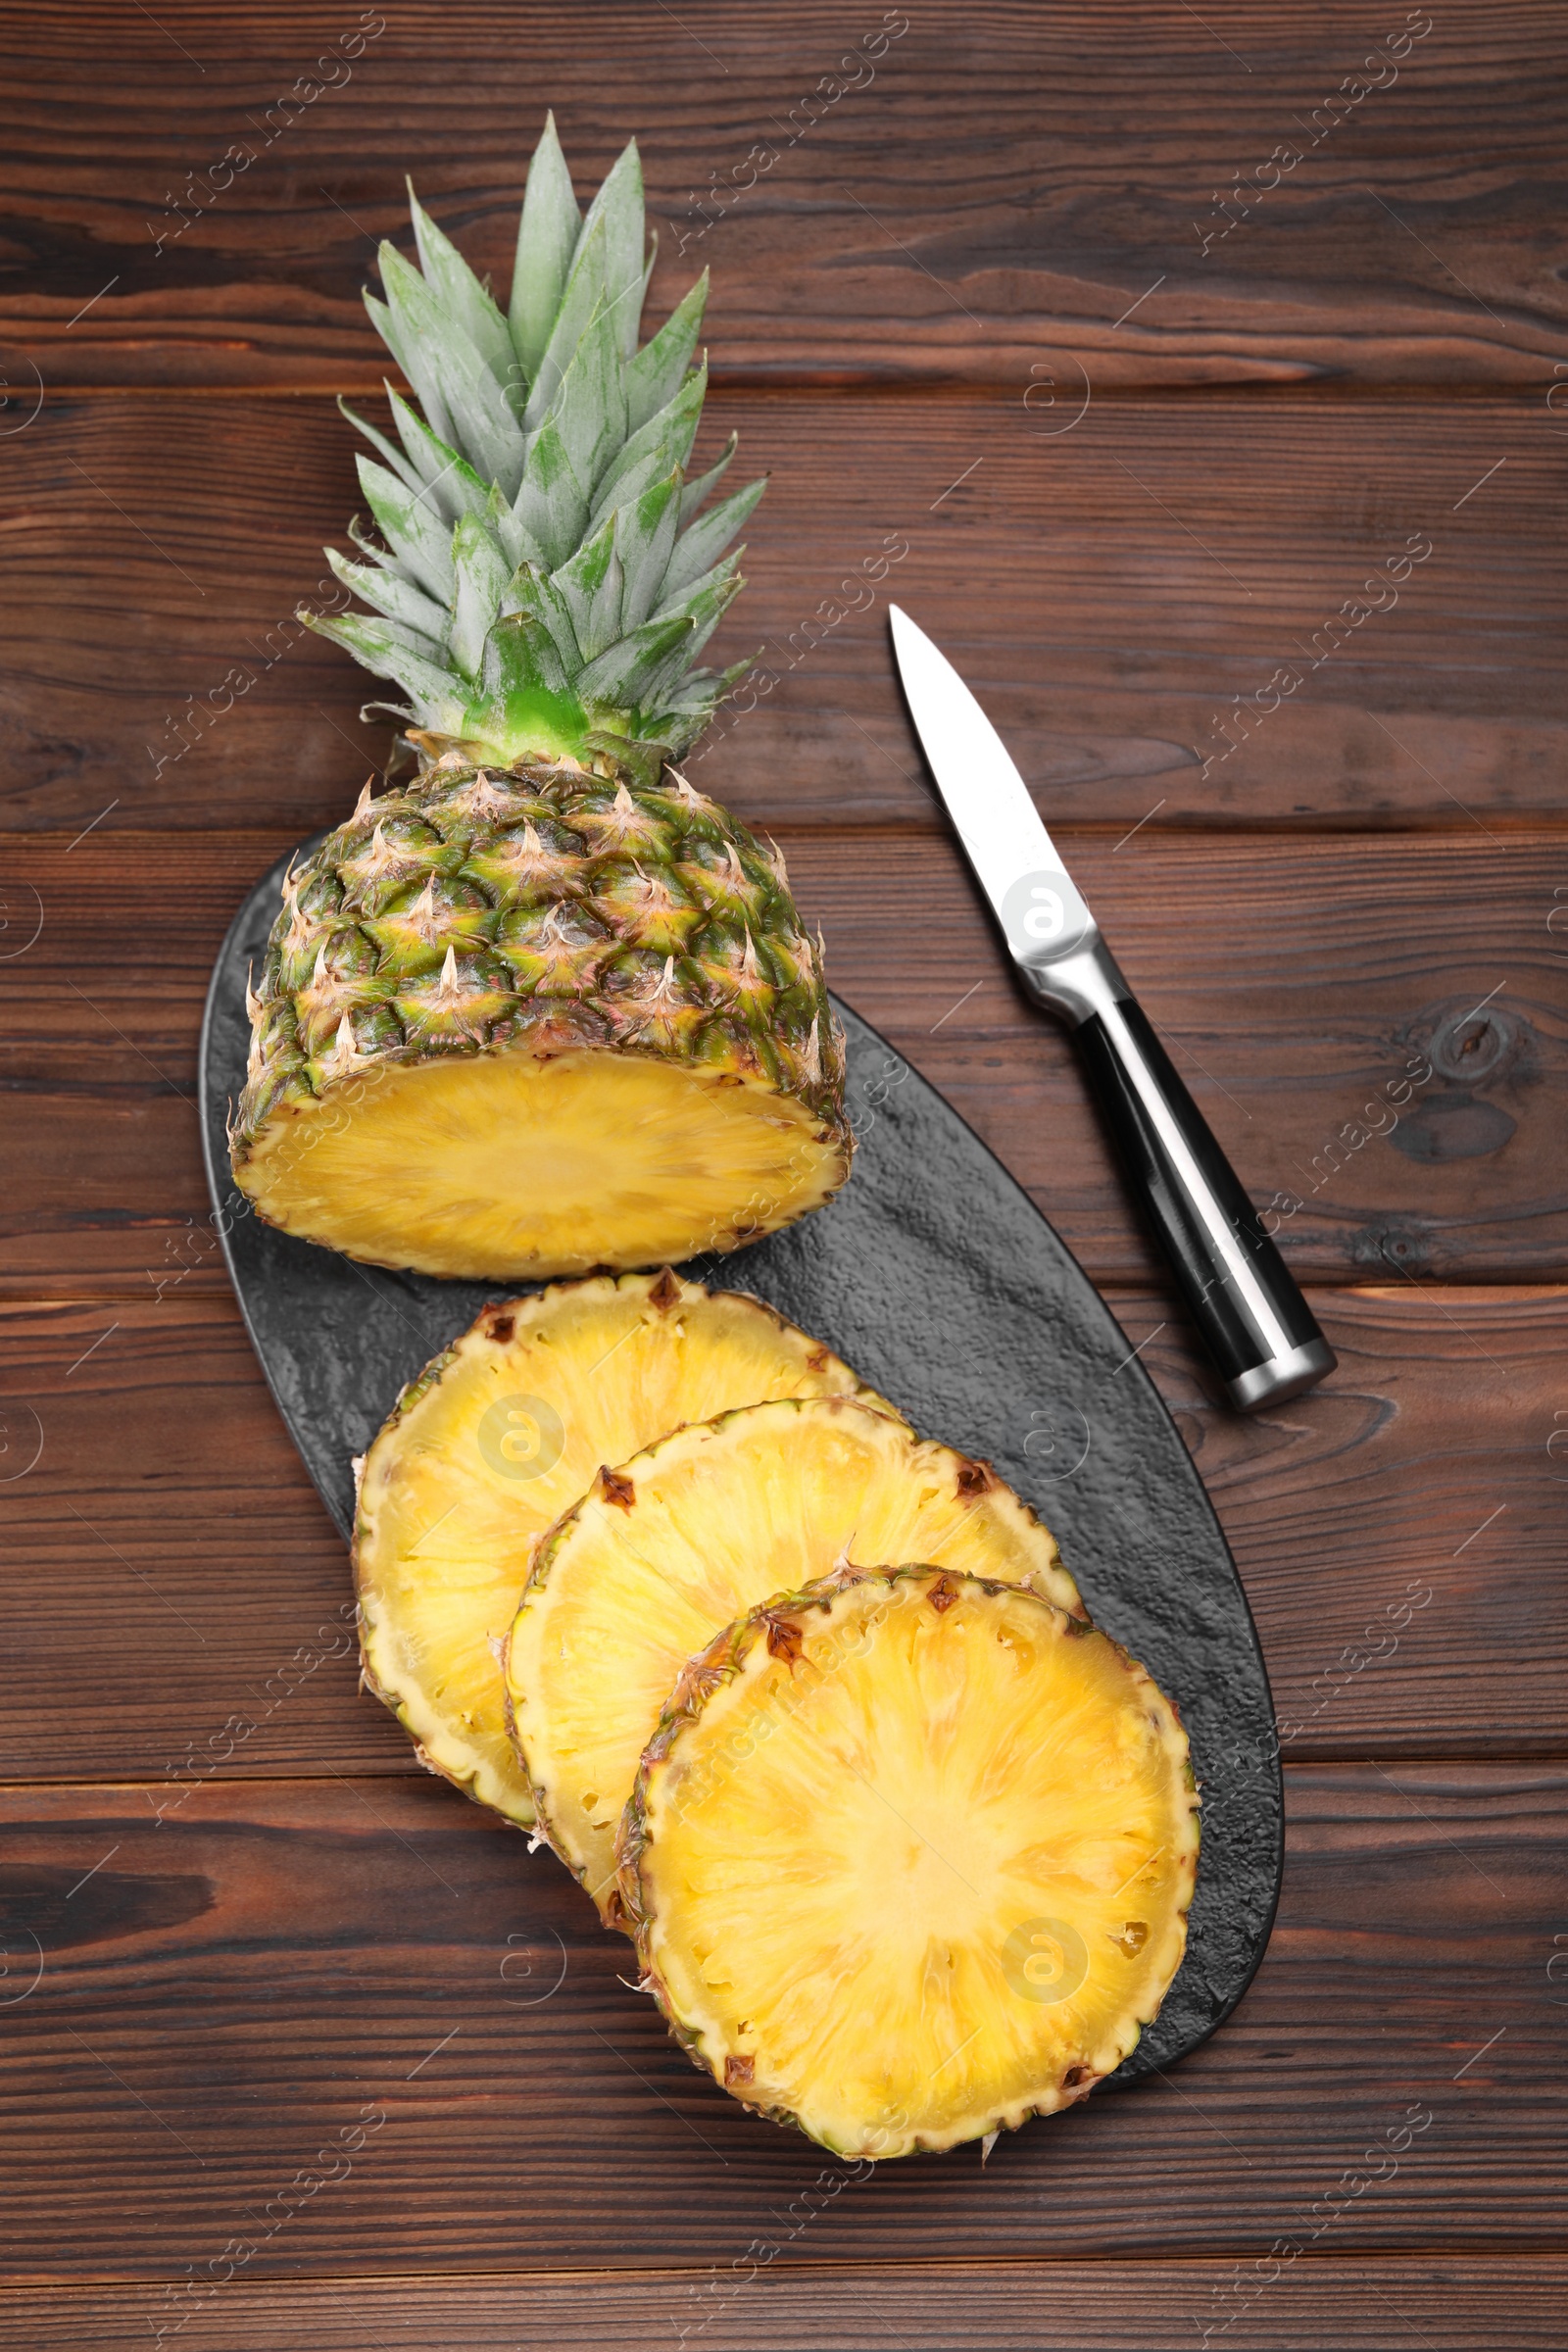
[4,393,1567,835]
[3,2258,1565,2350]
[3,2,1563,2318]
[2,830,1562,1292]
[0,1289,1558,1777]
[0,1768,1561,2282]
[4,3,1566,392]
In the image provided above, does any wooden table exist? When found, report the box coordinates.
[2,4,1564,2342]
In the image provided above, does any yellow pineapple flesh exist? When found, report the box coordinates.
[240,1039,842,1280]
[506,1396,1082,1911]
[621,1567,1198,2159]
[354,1272,878,1823]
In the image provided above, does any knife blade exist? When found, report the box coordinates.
[888,605,1336,1413]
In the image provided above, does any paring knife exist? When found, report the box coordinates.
[888,606,1336,1413]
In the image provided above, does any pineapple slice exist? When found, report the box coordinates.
[621,1567,1198,2160]
[507,1397,1082,1912]
[355,1271,878,1823]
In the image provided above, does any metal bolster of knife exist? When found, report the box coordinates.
[1013,930,1128,1029]
[1017,934,1337,1412]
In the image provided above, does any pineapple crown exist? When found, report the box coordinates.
[304,116,764,767]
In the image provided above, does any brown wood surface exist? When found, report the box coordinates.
[3,393,1565,836]
[5,3,1566,394]
[0,1766,1562,2283]
[2,2,1564,2341]
[6,2262,1568,2352]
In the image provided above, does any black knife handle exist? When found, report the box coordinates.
[1031,955,1335,1410]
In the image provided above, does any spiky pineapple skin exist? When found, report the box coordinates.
[231,747,851,1256]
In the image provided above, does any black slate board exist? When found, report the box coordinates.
[201,840,1283,2086]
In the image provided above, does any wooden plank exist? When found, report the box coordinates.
[1139,1285,1562,1752]
[2,2257,1564,2350]
[4,1,1555,2321]
[5,3,1566,392]
[5,392,1567,836]
[0,1767,1560,2281]
[0,1288,1559,1777]
[2,829,1563,1293]
[0,1297,403,1782]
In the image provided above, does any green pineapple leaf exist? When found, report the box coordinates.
[587,365,707,533]
[575,611,695,706]
[510,417,590,572]
[553,511,623,662]
[324,547,449,643]
[547,307,629,502]
[651,552,744,627]
[662,477,765,601]
[644,568,744,692]
[679,435,738,523]
[383,388,494,527]
[509,111,580,375]
[336,397,424,500]
[378,241,527,499]
[449,514,513,681]
[501,562,583,672]
[407,181,517,405]
[613,467,684,632]
[479,608,573,702]
[624,271,707,432]
[575,137,645,363]
[324,121,764,764]
[307,610,466,730]
[362,292,426,428]
[523,213,609,432]
[356,456,455,602]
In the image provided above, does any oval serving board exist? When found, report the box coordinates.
[201,840,1283,2086]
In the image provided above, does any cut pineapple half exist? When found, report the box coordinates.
[507,1396,1081,1912]
[241,1045,847,1281]
[621,1566,1198,2160]
[233,124,858,1283]
[354,1271,879,1823]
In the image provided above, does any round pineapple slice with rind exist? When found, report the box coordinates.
[620,1566,1198,2160]
[506,1397,1082,1913]
[354,1270,881,1825]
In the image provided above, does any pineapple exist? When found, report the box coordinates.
[506,1396,1083,1916]
[231,118,851,1278]
[620,1566,1198,2160]
[353,1270,879,1823]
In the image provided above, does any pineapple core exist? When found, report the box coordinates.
[354,1274,875,1825]
[508,1396,1082,1914]
[237,1045,845,1280]
[627,1569,1198,2160]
